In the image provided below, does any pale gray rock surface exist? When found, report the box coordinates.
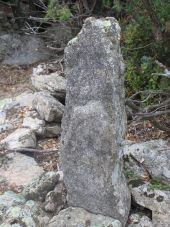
[23,171,61,202]
[123,140,170,183]
[48,207,122,227]
[60,17,130,225]
[22,116,45,135]
[1,92,35,112]
[33,91,64,122]
[130,183,170,227]
[0,153,44,186]
[31,71,66,100]
[14,92,35,108]
[0,128,36,150]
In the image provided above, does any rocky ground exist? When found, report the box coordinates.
[0,29,170,226]
[0,61,170,226]
[0,62,169,227]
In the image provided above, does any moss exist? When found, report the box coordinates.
[149,178,170,191]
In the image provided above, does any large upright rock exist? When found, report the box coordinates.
[60,17,130,226]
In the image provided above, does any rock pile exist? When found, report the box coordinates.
[0,64,67,226]
[0,62,66,192]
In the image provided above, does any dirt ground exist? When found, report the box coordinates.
[0,64,36,100]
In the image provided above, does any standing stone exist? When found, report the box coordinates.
[60,17,130,226]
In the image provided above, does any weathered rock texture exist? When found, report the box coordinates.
[123,140,170,184]
[48,207,122,227]
[60,17,130,225]
[31,71,66,101]
[130,183,170,227]
[0,153,44,186]
[33,91,64,122]
[0,128,36,150]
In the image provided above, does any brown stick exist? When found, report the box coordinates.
[0,148,58,155]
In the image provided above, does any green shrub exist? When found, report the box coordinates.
[121,0,169,96]
[46,0,72,21]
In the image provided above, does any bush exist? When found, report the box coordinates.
[121,0,169,96]
[46,0,72,21]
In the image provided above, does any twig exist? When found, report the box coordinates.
[130,153,152,180]
[122,42,154,51]
[135,109,170,118]
[0,148,58,155]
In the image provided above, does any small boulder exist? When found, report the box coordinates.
[0,128,36,150]
[33,91,64,122]
[44,182,66,213]
[130,183,170,227]
[22,116,45,135]
[44,123,61,138]
[0,153,44,187]
[123,140,170,184]
[23,171,61,202]
[48,207,122,227]
[31,71,66,101]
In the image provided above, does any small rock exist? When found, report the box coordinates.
[23,171,61,202]
[48,207,122,227]
[0,128,36,150]
[15,92,35,108]
[130,183,170,227]
[123,140,170,184]
[128,213,153,227]
[31,71,66,101]
[44,182,66,213]
[1,92,35,113]
[0,123,13,133]
[0,153,44,187]
[33,91,64,122]
[22,116,45,135]
[44,123,61,138]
